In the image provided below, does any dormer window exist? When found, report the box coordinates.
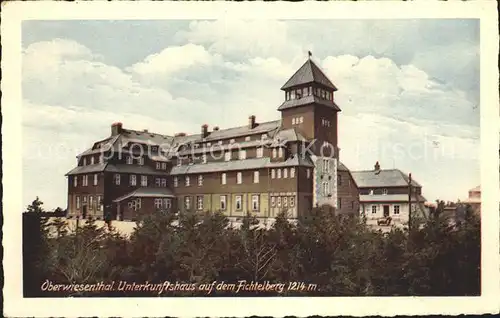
[291,90,296,99]
[272,149,277,158]
[278,148,284,158]
[303,87,308,96]
[83,158,87,166]
[139,157,144,165]
[383,189,388,195]
[245,136,251,142]
[90,157,95,165]
[261,134,267,140]
[162,162,167,170]
[230,139,235,144]
[296,89,302,99]
[369,189,374,195]
[126,156,133,165]
[156,162,161,169]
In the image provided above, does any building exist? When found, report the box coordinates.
[65,56,360,221]
[351,162,426,227]
[461,185,481,214]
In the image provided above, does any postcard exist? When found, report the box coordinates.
[2,1,499,316]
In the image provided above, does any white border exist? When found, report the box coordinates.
[2,1,499,316]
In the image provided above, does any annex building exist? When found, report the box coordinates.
[65,57,362,221]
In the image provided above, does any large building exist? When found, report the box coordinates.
[65,57,360,221]
[351,162,427,227]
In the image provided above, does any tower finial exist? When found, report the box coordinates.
[308,50,312,59]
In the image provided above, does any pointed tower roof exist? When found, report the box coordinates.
[281,58,337,91]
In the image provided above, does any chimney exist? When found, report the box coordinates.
[111,122,123,136]
[213,126,220,131]
[374,161,381,171]
[175,132,186,137]
[201,124,209,138]
[143,129,149,133]
[248,115,256,129]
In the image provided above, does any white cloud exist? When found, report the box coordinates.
[21,28,480,208]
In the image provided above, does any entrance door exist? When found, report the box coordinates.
[383,205,390,217]
[82,205,88,219]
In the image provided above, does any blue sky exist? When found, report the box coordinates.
[22,19,480,209]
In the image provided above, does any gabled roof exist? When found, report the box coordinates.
[281,58,337,91]
[351,169,421,188]
[113,187,175,202]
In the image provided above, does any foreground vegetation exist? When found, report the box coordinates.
[23,197,480,297]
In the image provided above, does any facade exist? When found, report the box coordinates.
[65,57,360,221]
[462,185,481,215]
[351,162,426,227]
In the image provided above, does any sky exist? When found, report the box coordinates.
[22,19,480,210]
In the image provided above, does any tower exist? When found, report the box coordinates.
[277,54,342,208]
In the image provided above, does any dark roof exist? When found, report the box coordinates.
[277,95,341,111]
[104,164,168,176]
[65,163,108,176]
[113,187,175,202]
[351,169,421,188]
[281,59,337,91]
[338,161,350,172]
[170,155,314,175]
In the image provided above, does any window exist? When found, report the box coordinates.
[184,196,191,210]
[337,174,342,186]
[82,175,88,186]
[73,176,78,187]
[126,156,133,165]
[253,171,259,183]
[290,168,296,178]
[252,195,260,211]
[239,150,246,160]
[185,176,190,187]
[139,157,144,165]
[245,136,251,141]
[114,174,121,185]
[198,175,203,186]
[156,162,161,169]
[383,189,388,195]
[291,90,296,99]
[131,198,142,211]
[290,196,295,207]
[197,196,204,210]
[162,162,167,170]
[218,140,223,145]
[299,116,303,124]
[271,169,276,179]
[230,139,235,144]
[155,178,161,187]
[261,134,267,140]
[206,142,212,147]
[174,177,178,187]
[97,196,102,211]
[277,169,282,179]
[394,205,400,215]
[257,147,263,158]
[369,189,374,195]
[272,149,277,158]
[83,158,87,166]
[277,197,282,207]
[138,175,146,187]
[296,89,302,99]
[225,152,231,161]
[371,205,377,214]
[323,159,329,172]
[154,198,163,209]
[283,197,288,207]
[322,181,328,196]
[278,147,283,158]
[303,87,308,97]
[82,196,87,205]
[292,118,296,125]
[76,196,81,209]
[188,157,194,165]
[235,195,242,210]
[337,198,342,209]
[271,197,276,207]
[202,154,207,164]
[221,173,227,185]
[130,175,137,186]
[161,178,167,187]
[165,199,172,209]
[99,155,104,164]
[237,172,242,184]
[220,195,227,210]
[90,157,95,165]
[283,168,288,178]
[307,169,311,179]
[177,159,181,166]
[309,86,312,95]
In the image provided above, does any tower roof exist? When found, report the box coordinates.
[281,58,337,91]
